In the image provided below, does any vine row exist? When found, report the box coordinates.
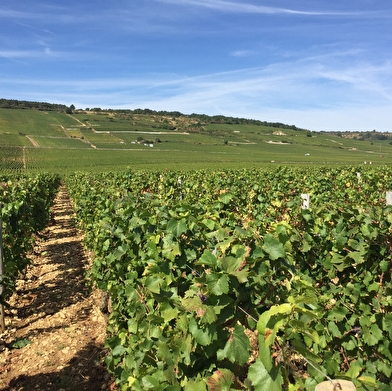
[67,166,392,390]
[0,173,61,303]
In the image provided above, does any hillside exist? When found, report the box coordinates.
[1,100,392,172]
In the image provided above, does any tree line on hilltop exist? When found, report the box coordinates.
[0,98,70,113]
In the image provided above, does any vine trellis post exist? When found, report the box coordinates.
[301,193,310,209]
[0,203,5,332]
[178,177,183,201]
[386,191,392,206]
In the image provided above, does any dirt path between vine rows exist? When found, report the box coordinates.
[0,187,117,391]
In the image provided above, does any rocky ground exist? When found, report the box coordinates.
[0,187,116,391]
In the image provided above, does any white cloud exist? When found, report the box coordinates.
[230,50,254,57]
[0,50,40,59]
[156,0,376,17]
[0,48,92,61]
[14,21,55,35]
[0,8,40,19]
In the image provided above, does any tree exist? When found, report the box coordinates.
[66,104,75,114]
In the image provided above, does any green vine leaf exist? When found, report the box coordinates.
[247,359,283,391]
[206,273,230,296]
[262,234,285,260]
[196,250,218,268]
[362,323,383,346]
[219,193,233,204]
[162,235,181,260]
[167,217,188,237]
[184,378,208,391]
[160,302,179,323]
[189,317,216,346]
[221,256,242,274]
[216,324,250,365]
[9,338,32,349]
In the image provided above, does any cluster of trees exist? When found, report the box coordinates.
[132,109,306,130]
[187,113,303,130]
[0,98,71,112]
[322,130,391,141]
[362,131,390,141]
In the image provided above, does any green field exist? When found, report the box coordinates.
[1,107,391,172]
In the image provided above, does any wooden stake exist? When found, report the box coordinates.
[0,305,4,332]
[178,178,183,201]
[0,203,5,332]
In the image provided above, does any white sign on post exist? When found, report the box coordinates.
[301,193,310,209]
[315,379,356,391]
[386,191,392,206]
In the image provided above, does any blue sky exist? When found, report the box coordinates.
[1,1,391,131]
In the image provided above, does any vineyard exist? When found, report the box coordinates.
[2,104,392,390]
[60,166,392,391]
[0,173,61,304]
[1,166,392,390]
[0,146,26,172]
[2,106,392,172]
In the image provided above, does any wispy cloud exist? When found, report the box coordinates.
[2,62,390,132]
[14,21,55,35]
[3,53,390,111]
[0,49,45,60]
[0,7,41,19]
[319,62,392,102]
[0,4,102,26]
[0,47,99,62]
[230,50,254,57]
[156,0,376,17]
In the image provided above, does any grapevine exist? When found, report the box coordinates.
[67,166,392,390]
[0,173,61,303]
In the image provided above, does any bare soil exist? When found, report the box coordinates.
[0,187,116,391]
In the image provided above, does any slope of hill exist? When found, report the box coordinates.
[1,100,391,172]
